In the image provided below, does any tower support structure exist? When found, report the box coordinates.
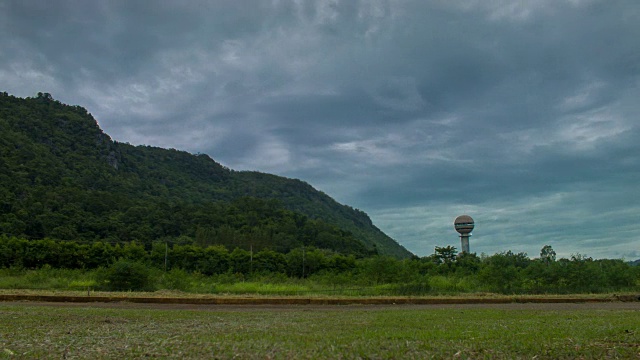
[460,233,470,254]
[454,215,474,254]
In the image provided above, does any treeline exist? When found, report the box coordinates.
[1,236,638,294]
[0,236,358,278]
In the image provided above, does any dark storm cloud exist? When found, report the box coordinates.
[1,0,639,258]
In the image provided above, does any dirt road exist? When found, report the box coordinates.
[2,300,639,312]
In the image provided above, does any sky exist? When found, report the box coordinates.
[1,0,639,259]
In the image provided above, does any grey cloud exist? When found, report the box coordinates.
[1,0,639,258]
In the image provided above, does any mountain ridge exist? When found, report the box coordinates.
[0,92,412,258]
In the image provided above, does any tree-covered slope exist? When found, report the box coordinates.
[0,92,412,258]
[229,171,412,257]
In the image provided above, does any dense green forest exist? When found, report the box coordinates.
[0,92,410,258]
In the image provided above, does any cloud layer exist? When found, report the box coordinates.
[2,0,639,258]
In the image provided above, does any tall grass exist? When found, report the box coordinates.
[0,267,416,296]
[0,266,96,290]
[0,265,637,296]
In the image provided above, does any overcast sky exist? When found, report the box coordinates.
[2,0,639,259]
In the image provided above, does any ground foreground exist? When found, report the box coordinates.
[1,301,639,359]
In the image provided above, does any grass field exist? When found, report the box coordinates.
[1,302,638,359]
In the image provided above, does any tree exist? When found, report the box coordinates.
[540,245,556,264]
[478,251,529,293]
[455,252,481,275]
[285,247,328,278]
[253,250,287,274]
[198,245,231,275]
[434,246,457,265]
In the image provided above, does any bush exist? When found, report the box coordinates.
[159,268,194,291]
[98,259,154,291]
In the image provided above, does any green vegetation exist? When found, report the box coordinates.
[1,92,639,296]
[0,237,638,295]
[1,303,638,359]
[97,259,153,291]
[0,91,409,258]
[1,90,638,360]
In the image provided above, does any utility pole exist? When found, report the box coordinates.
[302,245,306,278]
[164,241,168,272]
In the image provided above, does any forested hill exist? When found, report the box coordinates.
[0,92,412,258]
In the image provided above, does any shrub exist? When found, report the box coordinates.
[159,268,194,291]
[98,259,154,291]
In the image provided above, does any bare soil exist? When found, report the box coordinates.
[2,300,639,312]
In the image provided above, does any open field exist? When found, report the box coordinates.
[1,301,639,359]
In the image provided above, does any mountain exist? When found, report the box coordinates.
[0,92,412,258]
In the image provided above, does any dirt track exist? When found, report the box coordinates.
[2,300,639,312]
[2,292,639,311]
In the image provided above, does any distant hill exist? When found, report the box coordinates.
[629,259,640,266]
[0,92,412,258]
